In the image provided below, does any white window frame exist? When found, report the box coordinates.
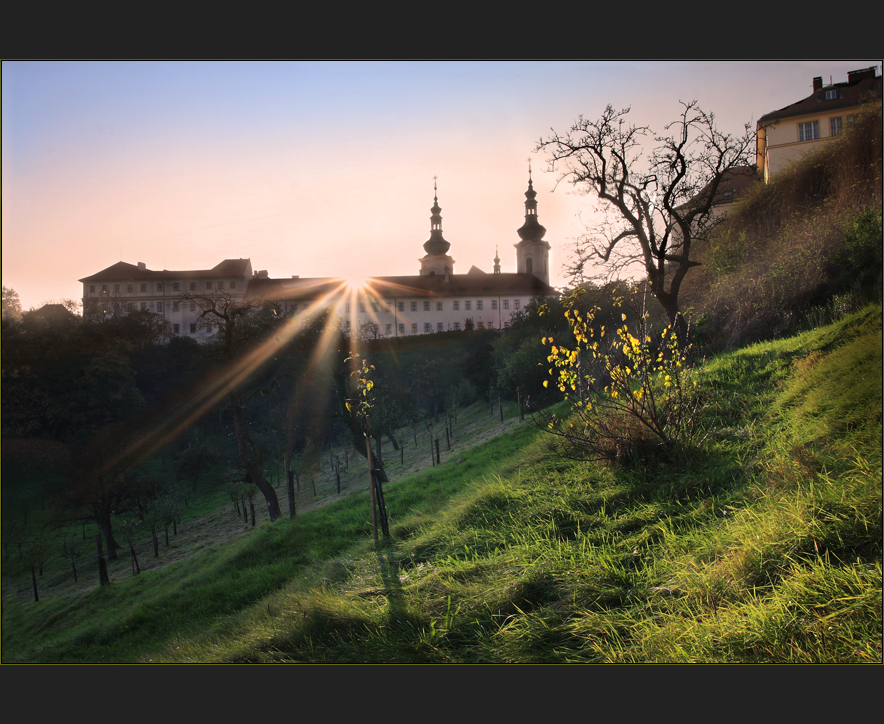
[830,116,842,137]
[798,121,819,142]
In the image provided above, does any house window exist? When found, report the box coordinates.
[157,283,164,292]
[190,323,196,334]
[825,89,837,100]
[173,323,180,334]
[372,301,379,312]
[127,284,134,293]
[172,282,179,291]
[411,301,417,312]
[399,323,405,334]
[424,301,430,311]
[345,302,351,313]
[398,301,404,312]
[514,299,520,310]
[206,282,212,290]
[114,284,120,293]
[141,302,148,310]
[89,285,95,293]
[411,323,418,334]
[478,321,485,329]
[476,300,483,310]
[465,301,471,310]
[436,301,443,311]
[798,121,819,142]
[141,284,147,292]
[453,301,460,311]
[157,301,164,312]
[454,322,460,331]
[359,302,365,313]
[424,323,431,333]
[101,284,108,293]
[173,301,179,312]
[190,282,196,291]
[437,322,443,332]
[830,117,843,137]
[491,299,498,310]
[217,281,224,290]
[503,299,509,310]
[386,324,392,336]
[127,302,135,311]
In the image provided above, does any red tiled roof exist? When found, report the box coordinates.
[79,259,252,283]
[758,73,881,125]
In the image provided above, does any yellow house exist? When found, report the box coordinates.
[756,66,880,183]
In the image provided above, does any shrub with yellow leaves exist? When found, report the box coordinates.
[537,284,703,463]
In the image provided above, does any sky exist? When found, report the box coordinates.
[3,60,880,312]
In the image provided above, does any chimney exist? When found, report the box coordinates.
[813,77,823,92]
[137,262,146,271]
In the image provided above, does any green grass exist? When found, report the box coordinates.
[2,306,881,663]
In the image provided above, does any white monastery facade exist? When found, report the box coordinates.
[80,176,556,341]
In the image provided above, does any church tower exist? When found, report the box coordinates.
[514,167,550,285]
[419,180,456,277]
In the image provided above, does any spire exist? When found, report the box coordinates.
[517,162,547,242]
[423,177,451,256]
[493,246,501,274]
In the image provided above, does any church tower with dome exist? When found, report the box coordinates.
[419,180,455,278]
[514,167,550,286]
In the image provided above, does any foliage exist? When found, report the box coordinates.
[2,286,22,321]
[537,283,703,462]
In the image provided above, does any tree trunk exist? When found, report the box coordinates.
[232,403,281,521]
[93,507,119,561]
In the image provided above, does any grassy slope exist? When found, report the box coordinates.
[2,306,881,663]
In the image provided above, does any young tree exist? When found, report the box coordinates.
[538,102,755,346]
[2,286,22,321]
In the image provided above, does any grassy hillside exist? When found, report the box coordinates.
[3,305,880,663]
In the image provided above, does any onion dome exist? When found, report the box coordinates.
[423,180,451,256]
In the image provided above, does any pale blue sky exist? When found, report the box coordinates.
[3,60,879,310]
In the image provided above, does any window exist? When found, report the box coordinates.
[127,284,134,293]
[488,322,494,329]
[157,283,164,292]
[173,324,180,334]
[173,301,179,312]
[398,301,404,312]
[141,302,148,310]
[453,301,460,311]
[424,301,430,311]
[156,301,164,312]
[372,301,379,312]
[141,284,147,292]
[190,302,196,312]
[465,301,472,310]
[189,323,196,334]
[386,324,392,336]
[436,301,443,311]
[217,281,224,290]
[345,302,351,313]
[830,117,842,137]
[190,282,196,291]
[437,322,443,332]
[399,323,405,334]
[206,282,212,290]
[172,282,179,291]
[359,302,365,313]
[798,121,819,142]
[385,302,392,313]
[411,323,418,334]
[424,323,431,333]
[89,285,95,293]
[478,321,484,329]
[127,302,135,311]
[503,299,509,310]
[101,284,108,293]
[411,301,417,312]
[514,299,520,310]
[476,300,483,310]
[825,89,837,100]
[491,299,498,310]
[453,322,460,331]
[114,284,120,293]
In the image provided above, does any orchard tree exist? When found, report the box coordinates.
[538,102,755,346]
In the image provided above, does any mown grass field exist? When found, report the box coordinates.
[2,306,881,663]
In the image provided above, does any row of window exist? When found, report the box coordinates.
[89,280,237,294]
[344,320,497,335]
[797,115,855,142]
[345,299,520,313]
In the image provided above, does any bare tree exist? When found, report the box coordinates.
[180,290,283,521]
[538,102,755,345]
